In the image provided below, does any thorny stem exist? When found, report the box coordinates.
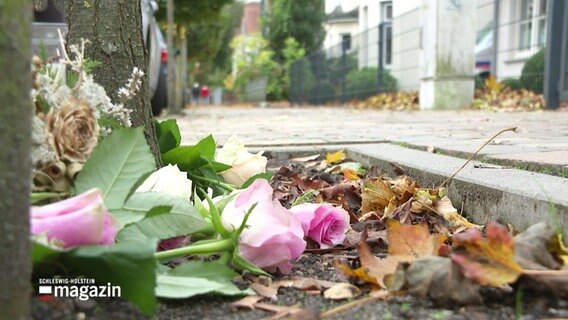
[437,127,517,189]
[155,238,234,260]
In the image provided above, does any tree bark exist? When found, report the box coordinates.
[66,0,162,166]
[0,1,33,318]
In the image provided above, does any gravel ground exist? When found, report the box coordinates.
[31,158,568,319]
[32,249,568,320]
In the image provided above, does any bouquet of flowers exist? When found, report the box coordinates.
[31,32,142,193]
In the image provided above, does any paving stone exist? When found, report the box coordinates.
[488,150,568,166]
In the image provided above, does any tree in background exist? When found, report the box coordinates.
[156,0,237,87]
[264,0,325,62]
[66,0,161,164]
[185,2,244,86]
[0,1,32,318]
[229,34,277,98]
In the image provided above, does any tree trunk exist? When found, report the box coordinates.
[66,0,162,166]
[0,1,33,319]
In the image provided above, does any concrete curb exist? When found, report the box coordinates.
[258,144,568,233]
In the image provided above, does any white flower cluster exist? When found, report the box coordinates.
[31,31,144,191]
[118,67,145,105]
[32,30,139,134]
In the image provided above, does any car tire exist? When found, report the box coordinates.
[151,63,168,116]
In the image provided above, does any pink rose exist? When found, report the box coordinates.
[31,188,118,248]
[221,180,306,274]
[158,236,189,251]
[289,203,350,249]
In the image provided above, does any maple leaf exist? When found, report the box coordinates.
[335,220,447,288]
[451,222,523,287]
[361,179,396,215]
[325,150,346,164]
[386,219,447,258]
[334,229,411,288]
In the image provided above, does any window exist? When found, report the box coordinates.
[518,0,547,50]
[341,33,351,51]
[381,2,393,66]
[382,2,393,22]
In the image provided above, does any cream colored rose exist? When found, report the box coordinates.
[216,136,267,187]
[136,164,192,200]
[45,97,99,163]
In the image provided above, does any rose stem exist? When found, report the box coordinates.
[155,238,234,260]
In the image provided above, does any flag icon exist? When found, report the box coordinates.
[39,286,52,294]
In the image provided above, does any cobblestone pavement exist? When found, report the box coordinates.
[167,105,568,170]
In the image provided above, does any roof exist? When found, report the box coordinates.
[326,5,358,23]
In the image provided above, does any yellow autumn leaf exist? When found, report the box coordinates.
[342,168,359,181]
[326,150,346,164]
[451,222,523,287]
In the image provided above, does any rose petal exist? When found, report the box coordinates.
[222,180,306,274]
[30,188,117,248]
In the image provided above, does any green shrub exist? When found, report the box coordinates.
[520,48,545,94]
[345,67,397,101]
[501,78,523,90]
[475,74,485,90]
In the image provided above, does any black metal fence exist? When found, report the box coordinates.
[290,0,566,108]
[475,0,546,90]
[290,21,395,105]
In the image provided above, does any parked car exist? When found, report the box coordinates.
[32,0,167,115]
[475,26,493,78]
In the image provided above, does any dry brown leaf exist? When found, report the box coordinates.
[361,179,396,214]
[230,295,265,310]
[255,303,317,320]
[323,283,362,300]
[290,154,321,162]
[335,230,412,288]
[291,278,321,291]
[451,222,523,287]
[325,150,346,164]
[390,257,483,305]
[514,222,567,270]
[433,196,481,231]
[250,282,278,300]
[386,219,447,258]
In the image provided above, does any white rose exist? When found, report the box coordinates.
[136,164,192,199]
[216,136,268,187]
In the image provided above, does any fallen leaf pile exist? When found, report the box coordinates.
[349,91,419,110]
[251,152,568,317]
[346,76,545,112]
[472,76,545,111]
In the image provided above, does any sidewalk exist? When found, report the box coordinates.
[172,106,568,174]
[168,105,568,231]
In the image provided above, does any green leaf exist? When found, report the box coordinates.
[210,160,232,173]
[197,135,217,160]
[155,261,252,298]
[156,119,181,154]
[116,192,209,242]
[75,127,156,211]
[162,146,203,171]
[32,240,157,316]
[241,172,274,189]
